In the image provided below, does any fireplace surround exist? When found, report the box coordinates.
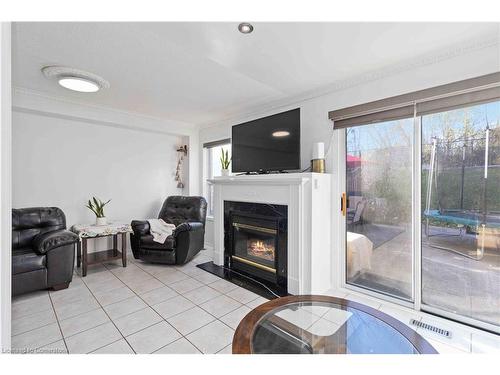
[224,201,287,293]
[209,173,332,294]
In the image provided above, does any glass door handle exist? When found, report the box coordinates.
[341,192,347,216]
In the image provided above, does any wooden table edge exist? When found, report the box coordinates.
[232,295,438,354]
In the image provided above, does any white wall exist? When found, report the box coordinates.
[12,110,183,250]
[199,42,500,277]
[0,22,12,351]
[200,43,500,171]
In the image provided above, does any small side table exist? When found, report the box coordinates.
[70,223,133,277]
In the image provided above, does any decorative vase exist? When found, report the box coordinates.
[221,169,229,177]
[96,217,107,226]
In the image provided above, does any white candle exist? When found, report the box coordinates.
[312,142,325,160]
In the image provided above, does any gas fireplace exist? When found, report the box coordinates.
[224,201,287,293]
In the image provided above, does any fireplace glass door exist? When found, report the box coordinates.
[232,222,277,271]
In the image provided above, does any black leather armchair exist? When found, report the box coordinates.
[12,207,79,296]
[130,196,207,265]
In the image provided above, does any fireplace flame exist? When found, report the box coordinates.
[248,239,275,261]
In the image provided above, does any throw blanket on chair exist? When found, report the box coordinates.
[147,219,176,243]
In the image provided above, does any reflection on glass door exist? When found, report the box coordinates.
[421,101,500,327]
[345,118,414,301]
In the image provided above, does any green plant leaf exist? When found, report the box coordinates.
[220,148,231,169]
[85,201,99,217]
[85,197,107,218]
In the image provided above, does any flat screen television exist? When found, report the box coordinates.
[232,108,300,173]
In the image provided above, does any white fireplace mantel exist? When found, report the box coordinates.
[208,173,332,295]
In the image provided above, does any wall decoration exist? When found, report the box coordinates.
[175,145,188,189]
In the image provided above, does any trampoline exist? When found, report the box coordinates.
[424,126,498,260]
[424,210,500,229]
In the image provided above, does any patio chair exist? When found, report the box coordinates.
[347,199,367,226]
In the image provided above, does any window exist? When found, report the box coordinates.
[421,100,500,327]
[345,118,414,301]
[331,72,500,332]
[203,139,231,216]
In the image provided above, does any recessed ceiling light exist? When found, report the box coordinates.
[42,66,110,93]
[272,131,290,137]
[238,23,254,34]
[58,77,100,92]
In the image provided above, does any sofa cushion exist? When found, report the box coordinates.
[12,247,46,275]
[140,234,175,250]
[12,207,66,249]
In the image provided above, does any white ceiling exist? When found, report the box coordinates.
[12,22,499,125]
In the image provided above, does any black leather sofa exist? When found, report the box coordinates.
[131,196,207,265]
[12,207,79,296]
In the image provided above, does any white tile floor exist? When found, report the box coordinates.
[10,248,500,354]
[327,289,500,354]
[11,249,265,354]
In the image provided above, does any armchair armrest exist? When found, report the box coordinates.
[32,230,79,255]
[173,221,203,236]
[131,220,151,236]
[174,222,205,264]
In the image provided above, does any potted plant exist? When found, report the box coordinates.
[86,197,111,226]
[220,148,231,176]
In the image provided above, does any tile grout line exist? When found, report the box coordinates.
[11,295,55,326]
[46,290,69,354]
[83,260,170,352]
[102,260,201,353]
[170,258,265,334]
[10,291,62,352]
[63,319,109,340]
[102,261,178,308]
[77,268,139,353]
[58,300,200,352]
[13,251,493,355]
[215,343,232,354]
[88,337,127,354]
[11,311,58,338]
[105,257,238,353]
[143,293,213,353]
[161,283,259,352]
[15,259,247,352]
[133,254,221,285]
[151,336,201,354]
[12,255,181,349]
[104,258,228,317]
[135,283,234,353]
[11,283,97,338]
[11,291,67,352]
[15,250,246,354]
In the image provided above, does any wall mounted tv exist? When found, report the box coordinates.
[232,108,301,173]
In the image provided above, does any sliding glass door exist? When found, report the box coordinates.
[421,101,500,327]
[341,99,500,331]
[345,118,414,301]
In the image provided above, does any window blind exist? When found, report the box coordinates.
[329,72,500,129]
[203,138,231,148]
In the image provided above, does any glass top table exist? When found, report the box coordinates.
[232,295,437,354]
